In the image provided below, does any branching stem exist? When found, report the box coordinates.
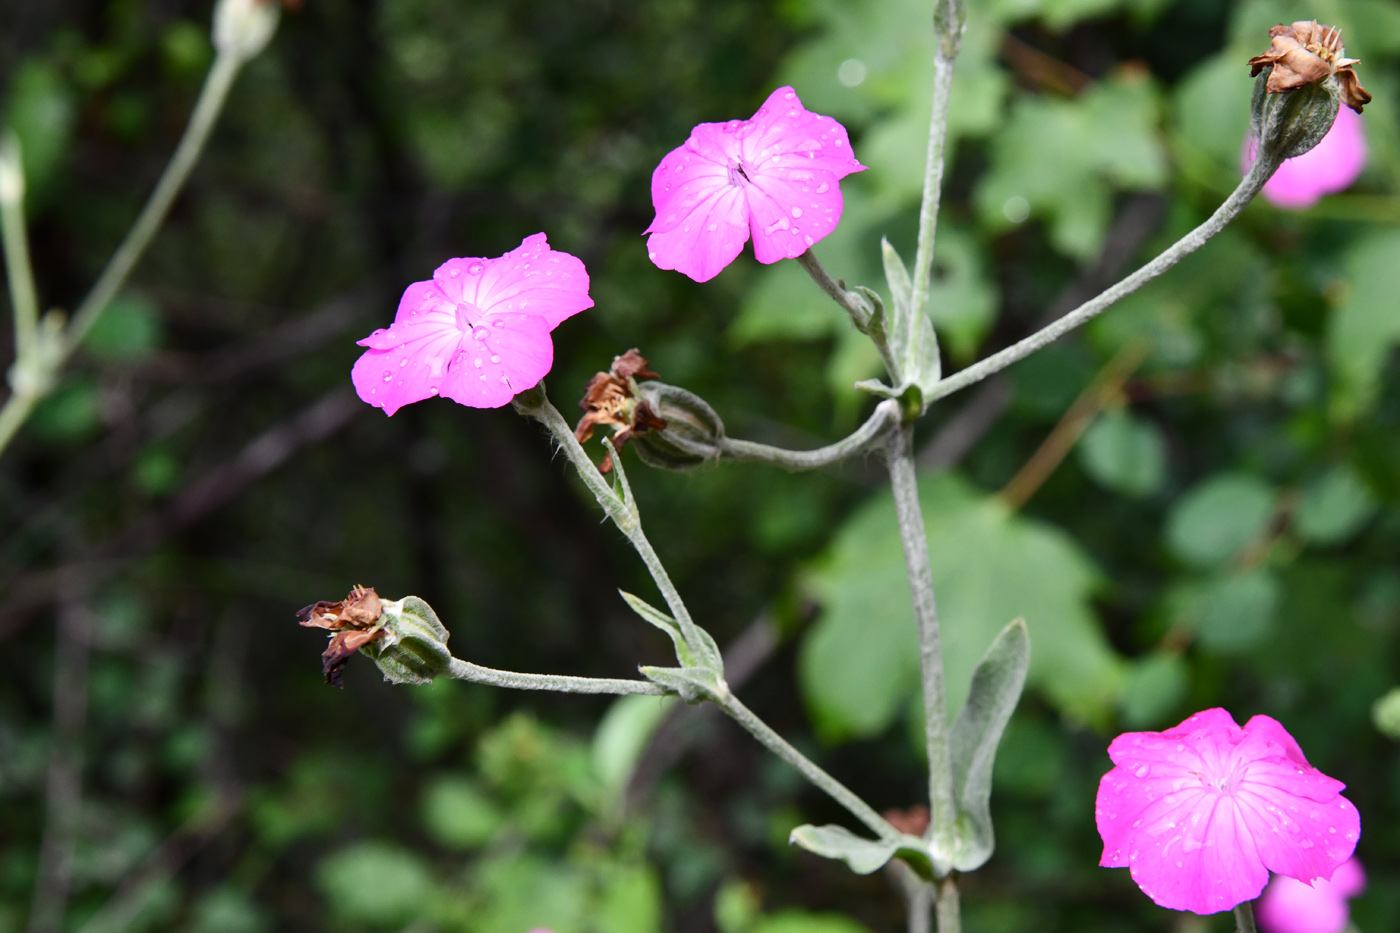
[718,400,899,470]
[924,154,1280,405]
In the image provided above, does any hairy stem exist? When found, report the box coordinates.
[795,249,873,332]
[907,0,963,371]
[718,400,899,470]
[0,133,38,355]
[1233,901,1258,933]
[63,52,243,353]
[935,876,961,933]
[887,423,955,872]
[717,687,899,842]
[523,394,712,663]
[445,658,664,695]
[925,154,1279,405]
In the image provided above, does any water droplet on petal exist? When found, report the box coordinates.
[472,326,490,340]
[473,358,483,369]
[816,182,829,193]
[468,263,483,274]
[382,372,393,382]
[490,355,499,363]
[790,206,803,218]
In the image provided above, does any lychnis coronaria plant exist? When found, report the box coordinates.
[292,9,1371,933]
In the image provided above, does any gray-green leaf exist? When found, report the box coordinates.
[948,618,1029,871]
[788,824,924,876]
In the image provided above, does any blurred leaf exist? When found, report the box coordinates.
[992,716,1067,798]
[84,293,163,360]
[800,472,1125,742]
[597,863,664,933]
[751,910,872,933]
[1295,465,1377,545]
[1170,568,1280,654]
[974,71,1168,259]
[1120,651,1188,727]
[1328,227,1400,417]
[926,224,998,363]
[419,775,503,850]
[471,853,588,933]
[788,824,902,874]
[949,618,1029,871]
[188,888,269,933]
[133,447,181,497]
[29,377,101,442]
[1372,687,1400,740]
[1171,53,1253,187]
[1077,410,1167,497]
[2,59,76,199]
[715,879,763,933]
[1164,473,1276,568]
[315,842,438,928]
[592,694,676,797]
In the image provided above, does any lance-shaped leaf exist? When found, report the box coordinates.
[789,824,931,877]
[879,238,941,394]
[948,617,1030,871]
[620,590,723,670]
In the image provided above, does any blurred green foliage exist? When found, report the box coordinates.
[1,0,1398,930]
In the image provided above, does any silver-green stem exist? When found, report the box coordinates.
[719,399,899,470]
[935,876,960,933]
[907,883,933,933]
[445,657,664,695]
[0,133,38,355]
[907,0,963,375]
[887,422,955,873]
[716,686,899,842]
[795,249,873,332]
[62,52,242,353]
[924,153,1280,405]
[525,395,711,659]
[1234,901,1258,933]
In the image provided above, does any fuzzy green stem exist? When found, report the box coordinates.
[522,393,713,665]
[935,876,961,933]
[445,658,664,695]
[795,249,873,331]
[888,422,955,874]
[924,153,1280,405]
[0,133,39,356]
[719,400,899,470]
[907,1,963,375]
[1233,901,1258,933]
[63,52,242,354]
[716,687,900,842]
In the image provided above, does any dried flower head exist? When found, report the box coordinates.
[297,585,386,687]
[1248,21,1371,113]
[575,349,668,473]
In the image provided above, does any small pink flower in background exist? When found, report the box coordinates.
[1096,708,1359,916]
[645,86,864,283]
[352,234,592,414]
[1245,106,1367,209]
[1257,857,1365,933]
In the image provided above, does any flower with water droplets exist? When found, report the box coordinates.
[644,86,864,283]
[1096,708,1360,916]
[352,234,592,414]
[1257,857,1365,933]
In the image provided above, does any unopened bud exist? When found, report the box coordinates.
[362,596,452,685]
[212,0,280,64]
[1250,70,1340,163]
[630,381,725,471]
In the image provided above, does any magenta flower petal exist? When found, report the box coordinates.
[1247,106,1367,209]
[1257,858,1365,933]
[645,86,864,282]
[351,234,591,414]
[1096,709,1360,916]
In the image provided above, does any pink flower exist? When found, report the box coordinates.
[1096,708,1360,916]
[1257,857,1365,933]
[352,234,592,414]
[644,86,864,283]
[1245,106,1367,209]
